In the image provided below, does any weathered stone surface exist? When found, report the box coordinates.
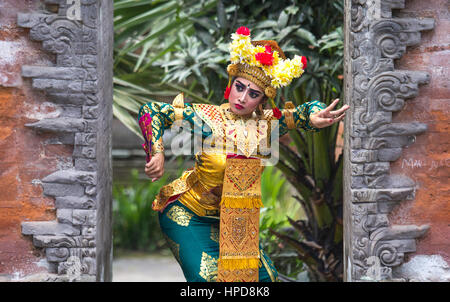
[21,65,87,80]
[22,221,80,236]
[72,210,96,226]
[73,145,96,158]
[56,209,73,224]
[74,133,96,146]
[74,158,97,171]
[25,118,86,133]
[42,182,85,197]
[393,255,450,282]
[55,196,96,209]
[16,0,113,282]
[343,0,435,282]
[46,247,70,262]
[42,170,96,185]
[33,235,95,248]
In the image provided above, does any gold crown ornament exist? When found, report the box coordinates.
[224,26,308,119]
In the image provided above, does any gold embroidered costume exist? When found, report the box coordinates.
[137,26,327,282]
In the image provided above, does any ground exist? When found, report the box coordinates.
[112,254,185,282]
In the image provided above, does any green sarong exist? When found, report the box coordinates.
[158,200,279,282]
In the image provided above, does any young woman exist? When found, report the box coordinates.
[138,27,349,282]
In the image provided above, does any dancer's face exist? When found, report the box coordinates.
[228,77,265,116]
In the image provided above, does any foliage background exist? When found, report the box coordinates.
[112,0,344,281]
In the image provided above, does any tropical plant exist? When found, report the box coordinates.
[259,165,308,280]
[112,0,345,281]
[113,168,169,253]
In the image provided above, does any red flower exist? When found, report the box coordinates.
[301,56,307,69]
[236,26,250,36]
[224,86,231,99]
[272,107,282,119]
[255,52,274,66]
[265,45,272,53]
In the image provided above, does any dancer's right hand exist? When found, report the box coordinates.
[145,152,165,182]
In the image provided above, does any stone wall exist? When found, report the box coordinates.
[388,0,450,281]
[0,0,58,281]
[0,0,113,282]
[343,0,448,281]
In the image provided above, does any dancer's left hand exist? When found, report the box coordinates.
[310,98,349,129]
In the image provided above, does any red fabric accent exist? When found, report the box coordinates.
[224,86,231,99]
[156,194,182,213]
[272,107,282,119]
[168,194,181,203]
[226,154,258,160]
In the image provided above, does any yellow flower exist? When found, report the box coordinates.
[229,31,305,88]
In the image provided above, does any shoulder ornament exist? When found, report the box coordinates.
[172,93,185,121]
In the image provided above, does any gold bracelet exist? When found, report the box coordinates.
[152,137,164,155]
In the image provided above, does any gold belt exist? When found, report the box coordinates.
[152,167,220,217]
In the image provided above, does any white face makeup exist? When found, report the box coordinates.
[228,77,265,116]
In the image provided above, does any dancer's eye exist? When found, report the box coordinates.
[236,84,244,92]
[249,92,259,98]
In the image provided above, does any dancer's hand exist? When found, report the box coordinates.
[310,98,350,129]
[145,152,165,182]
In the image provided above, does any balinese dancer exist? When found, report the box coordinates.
[138,26,349,282]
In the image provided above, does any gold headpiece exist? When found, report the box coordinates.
[224,26,307,118]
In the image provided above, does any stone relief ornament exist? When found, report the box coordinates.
[18,0,113,281]
[344,0,434,281]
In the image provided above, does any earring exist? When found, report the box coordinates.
[257,103,264,116]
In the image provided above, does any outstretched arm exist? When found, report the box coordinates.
[309,98,349,129]
[278,99,326,137]
[279,98,349,136]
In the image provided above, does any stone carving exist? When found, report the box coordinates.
[344,0,434,281]
[18,0,113,281]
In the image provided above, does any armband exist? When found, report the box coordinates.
[284,101,295,130]
[172,93,185,121]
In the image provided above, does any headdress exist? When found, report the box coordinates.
[224,26,307,119]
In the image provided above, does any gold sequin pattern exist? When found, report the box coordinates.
[166,205,194,227]
[199,252,218,282]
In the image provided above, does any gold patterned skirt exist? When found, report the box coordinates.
[158,200,279,282]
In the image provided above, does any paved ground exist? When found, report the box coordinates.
[112,254,186,282]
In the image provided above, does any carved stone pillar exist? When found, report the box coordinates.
[18,0,113,282]
[343,0,434,281]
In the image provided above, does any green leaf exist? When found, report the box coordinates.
[277,9,289,29]
[114,1,178,31]
[294,28,318,47]
[112,102,141,139]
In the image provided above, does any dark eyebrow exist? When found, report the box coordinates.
[236,80,262,95]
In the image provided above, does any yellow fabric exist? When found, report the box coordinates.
[178,152,227,216]
[152,103,272,216]
[142,99,325,282]
[218,258,260,270]
[217,157,263,282]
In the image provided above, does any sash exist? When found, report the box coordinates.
[217,155,264,282]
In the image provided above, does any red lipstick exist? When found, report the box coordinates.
[235,104,244,110]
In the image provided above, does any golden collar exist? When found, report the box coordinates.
[219,103,260,122]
